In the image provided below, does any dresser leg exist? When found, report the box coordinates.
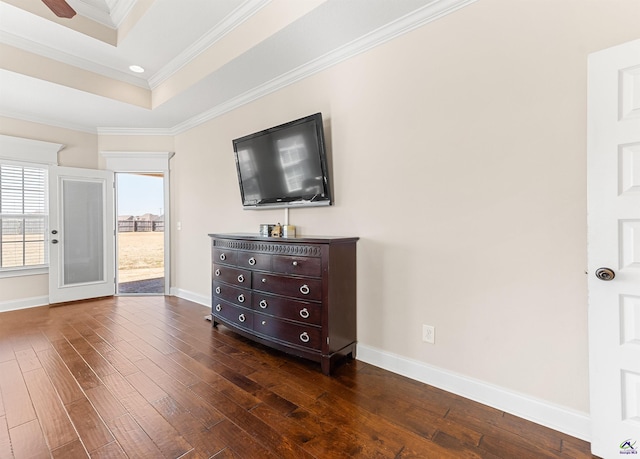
[345,343,356,360]
[321,356,332,376]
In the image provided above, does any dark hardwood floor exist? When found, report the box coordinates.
[0,296,597,458]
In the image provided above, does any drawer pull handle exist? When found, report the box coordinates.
[219,253,226,261]
[238,313,246,323]
[299,332,310,343]
[215,269,220,276]
[237,274,245,283]
[215,304,221,312]
[299,308,310,319]
[238,294,245,303]
[261,278,266,283]
[300,284,310,295]
[261,320,267,325]
[259,299,268,309]
[215,286,221,294]
[248,257,256,266]
[292,261,298,266]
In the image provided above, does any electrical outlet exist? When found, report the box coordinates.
[422,324,435,344]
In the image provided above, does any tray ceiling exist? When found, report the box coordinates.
[0,0,475,134]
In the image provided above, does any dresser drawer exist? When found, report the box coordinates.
[213,281,251,307]
[252,292,321,326]
[272,255,321,277]
[236,251,271,271]
[213,264,251,287]
[212,299,253,331]
[253,273,322,301]
[213,247,237,266]
[253,313,321,350]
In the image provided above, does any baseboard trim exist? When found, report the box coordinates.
[167,290,591,442]
[0,296,49,313]
[357,344,591,442]
[170,287,210,308]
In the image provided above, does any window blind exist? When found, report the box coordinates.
[0,163,48,269]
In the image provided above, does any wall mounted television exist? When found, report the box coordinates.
[232,113,332,209]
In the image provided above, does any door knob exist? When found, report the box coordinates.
[595,267,615,281]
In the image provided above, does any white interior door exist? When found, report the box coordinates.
[48,166,115,304]
[587,39,640,457]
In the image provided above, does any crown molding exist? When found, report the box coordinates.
[0,109,99,134]
[147,0,270,89]
[0,1,263,92]
[109,0,138,28]
[68,0,138,29]
[97,126,174,136]
[68,0,116,28]
[157,0,480,135]
[0,31,150,89]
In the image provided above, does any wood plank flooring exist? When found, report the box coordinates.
[0,296,597,458]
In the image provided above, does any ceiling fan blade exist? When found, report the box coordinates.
[41,0,76,18]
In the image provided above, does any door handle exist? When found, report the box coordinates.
[51,239,59,244]
[595,267,615,281]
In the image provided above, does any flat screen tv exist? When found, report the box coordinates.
[232,113,332,209]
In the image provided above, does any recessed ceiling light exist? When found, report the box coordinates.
[129,65,145,73]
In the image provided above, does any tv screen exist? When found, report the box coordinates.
[232,113,332,209]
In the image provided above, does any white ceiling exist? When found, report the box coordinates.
[0,0,474,134]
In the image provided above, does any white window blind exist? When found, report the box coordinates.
[0,163,48,270]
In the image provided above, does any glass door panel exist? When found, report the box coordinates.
[62,179,104,285]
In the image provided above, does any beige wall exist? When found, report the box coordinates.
[0,117,99,303]
[171,0,640,413]
[0,116,99,168]
[2,0,639,416]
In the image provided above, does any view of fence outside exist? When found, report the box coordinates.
[118,220,164,232]
[117,219,164,284]
[0,218,46,268]
[0,234,46,267]
[2,218,165,276]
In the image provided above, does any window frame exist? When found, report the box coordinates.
[0,134,61,279]
[0,159,49,276]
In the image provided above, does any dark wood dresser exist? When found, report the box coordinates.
[209,233,358,375]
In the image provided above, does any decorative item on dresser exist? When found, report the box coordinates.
[209,233,358,375]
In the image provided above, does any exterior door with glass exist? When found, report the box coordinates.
[48,166,114,304]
